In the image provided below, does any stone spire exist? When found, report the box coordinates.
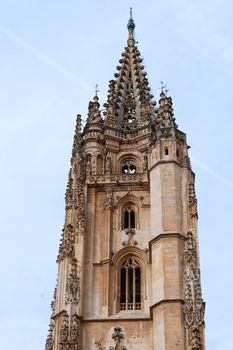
[155,90,178,129]
[84,94,103,133]
[104,9,156,130]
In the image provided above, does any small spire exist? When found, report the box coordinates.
[127,7,135,34]
[94,84,99,97]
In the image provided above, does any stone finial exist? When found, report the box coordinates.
[127,8,135,34]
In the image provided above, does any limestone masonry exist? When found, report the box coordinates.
[45,12,206,350]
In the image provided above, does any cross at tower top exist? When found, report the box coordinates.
[127,7,135,34]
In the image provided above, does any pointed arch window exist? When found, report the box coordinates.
[123,206,135,229]
[120,257,141,311]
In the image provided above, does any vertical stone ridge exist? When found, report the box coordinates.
[183,231,205,349]
[58,313,81,350]
[45,114,85,350]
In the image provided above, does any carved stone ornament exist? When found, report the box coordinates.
[109,326,127,350]
[70,314,80,349]
[184,231,197,265]
[104,187,114,209]
[183,232,205,348]
[58,224,75,261]
[122,228,137,246]
[59,313,69,350]
[190,328,201,350]
[189,183,198,219]
[65,170,74,210]
[45,319,54,350]
[59,313,80,350]
[77,179,85,235]
[182,155,191,169]
[105,157,111,176]
[155,92,178,129]
[88,95,101,123]
[51,286,57,315]
[86,158,91,177]
[66,258,80,303]
[71,114,81,160]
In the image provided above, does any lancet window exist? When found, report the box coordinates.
[123,206,135,229]
[120,257,141,311]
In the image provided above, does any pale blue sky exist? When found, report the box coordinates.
[0,1,233,349]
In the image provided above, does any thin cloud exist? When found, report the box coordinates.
[0,24,93,93]
[191,156,233,190]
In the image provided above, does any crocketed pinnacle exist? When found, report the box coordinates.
[155,91,178,129]
[84,94,103,133]
[105,12,156,130]
[71,114,82,164]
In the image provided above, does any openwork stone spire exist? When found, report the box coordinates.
[105,11,156,130]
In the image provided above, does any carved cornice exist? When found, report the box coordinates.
[86,172,148,185]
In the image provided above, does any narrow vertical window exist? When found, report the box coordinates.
[120,268,126,310]
[128,265,133,309]
[135,267,141,310]
[124,211,129,229]
[120,257,141,311]
[130,210,135,228]
[123,207,136,229]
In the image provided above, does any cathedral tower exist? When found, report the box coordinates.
[45,12,205,350]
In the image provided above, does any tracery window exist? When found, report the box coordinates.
[120,257,141,311]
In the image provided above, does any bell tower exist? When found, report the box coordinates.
[45,11,206,350]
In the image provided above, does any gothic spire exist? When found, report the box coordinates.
[104,10,156,130]
[155,90,178,129]
[83,94,103,134]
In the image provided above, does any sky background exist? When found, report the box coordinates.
[0,1,233,349]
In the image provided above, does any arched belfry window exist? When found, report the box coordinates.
[121,160,137,174]
[120,257,141,311]
[122,164,136,174]
[123,206,136,229]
